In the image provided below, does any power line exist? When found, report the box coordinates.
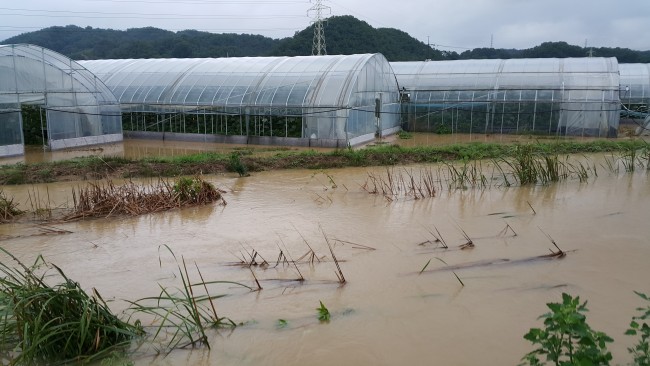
[0,26,298,34]
[1,9,305,21]
[82,0,307,4]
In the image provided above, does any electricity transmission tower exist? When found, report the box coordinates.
[308,0,330,55]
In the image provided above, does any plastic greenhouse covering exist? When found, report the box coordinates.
[620,64,650,109]
[80,53,400,146]
[391,58,620,137]
[0,44,122,156]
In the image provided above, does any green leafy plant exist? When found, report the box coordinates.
[521,293,613,366]
[625,291,650,366]
[317,301,330,323]
[276,319,288,329]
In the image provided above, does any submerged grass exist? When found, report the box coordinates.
[127,245,252,353]
[1,139,648,185]
[0,248,143,365]
[0,191,24,223]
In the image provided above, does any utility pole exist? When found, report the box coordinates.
[308,0,330,56]
[490,34,494,48]
[585,39,593,57]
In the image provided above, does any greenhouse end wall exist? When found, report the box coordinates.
[620,63,650,113]
[392,58,620,137]
[0,44,123,156]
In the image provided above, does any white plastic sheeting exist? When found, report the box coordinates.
[392,58,620,137]
[80,54,400,146]
[0,44,122,156]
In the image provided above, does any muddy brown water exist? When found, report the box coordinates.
[0,139,331,165]
[1,152,649,365]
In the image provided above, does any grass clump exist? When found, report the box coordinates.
[227,153,249,177]
[0,191,24,222]
[172,176,221,204]
[397,130,413,139]
[67,177,224,220]
[0,248,143,365]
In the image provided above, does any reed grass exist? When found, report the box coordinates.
[362,144,608,202]
[26,186,54,220]
[496,223,518,237]
[442,160,489,190]
[362,167,436,200]
[419,257,464,287]
[0,191,23,223]
[538,227,566,258]
[66,177,224,220]
[494,143,599,186]
[621,146,641,172]
[322,231,346,284]
[455,224,475,250]
[0,248,143,365]
[127,245,252,353]
[601,154,620,174]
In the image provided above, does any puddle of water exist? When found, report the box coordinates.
[0,156,649,365]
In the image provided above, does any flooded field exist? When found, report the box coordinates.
[0,151,648,365]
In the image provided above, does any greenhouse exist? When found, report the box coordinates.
[620,63,650,112]
[79,53,401,147]
[391,58,621,137]
[0,44,122,157]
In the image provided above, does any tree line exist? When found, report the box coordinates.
[2,16,649,62]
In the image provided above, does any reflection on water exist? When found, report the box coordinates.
[0,154,648,365]
[0,139,330,165]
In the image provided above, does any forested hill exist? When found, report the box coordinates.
[2,16,649,62]
[0,16,439,61]
[458,42,650,63]
[269,15,442,61]
[0,26,280,59]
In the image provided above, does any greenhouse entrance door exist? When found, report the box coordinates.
[21,104,48,147]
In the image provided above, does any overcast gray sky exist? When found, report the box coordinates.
[1,0,648,51]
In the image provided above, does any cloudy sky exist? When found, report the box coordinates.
[1,0,648,51]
